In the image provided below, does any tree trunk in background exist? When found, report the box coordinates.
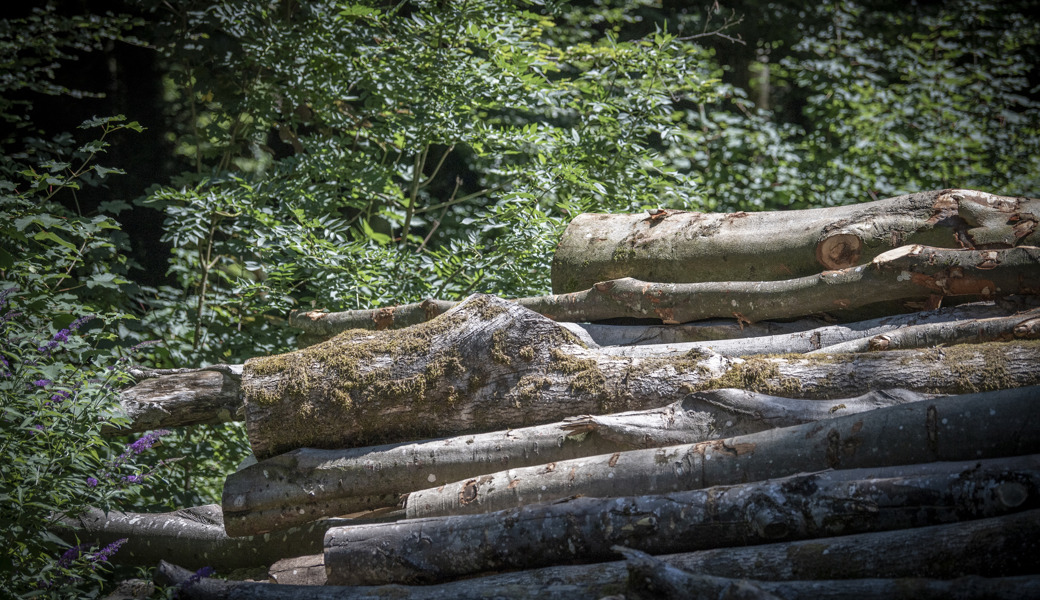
[222,388,929,536]
[402,387,1040,518]
[551,189,1040,293]
[241,295,1040,459]
[325,455,1040,585]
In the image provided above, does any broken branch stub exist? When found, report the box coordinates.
[551,189,1040,293]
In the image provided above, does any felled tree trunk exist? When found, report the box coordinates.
[159,510,1040,598]
[325,455,1040,585]
[615,547,1040,600]
[551,189,1040,293]
[403,387,1040,518]
[241,295,1040,458]
[288,245,1040,333]
[53,504,345,570]
[523,245,1040,324]
[222,388,929,536]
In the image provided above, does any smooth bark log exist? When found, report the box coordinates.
[55,504,359,569]
[242,295,1040,458]
[523,245,1040,325]
[109,365,243,434]
[403,387,1040,517]
[286,246,1040,333]
[158,510,1040,598]
[603,301,1033,357]
[615,547,1040,600]
[551,189,1040,293]
[326,455,1040,585]
[812,307,1040,354]
[222,388,929,537]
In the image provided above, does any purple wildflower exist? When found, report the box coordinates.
[32,379,52,387]
[1,356,11,377]
[117,429,170,463]
[120,474,145,484]
[89,538,127,568]
[48,390,71,405]
[57,544,87,568]
[86,477,98,488]
[69,314,95,331]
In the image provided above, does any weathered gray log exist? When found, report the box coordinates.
[243,295,1040,458]
[159,510,1040,597]
[53,504,375,569]
[523,245,1040,325]
[269,554,326,585]
[812,307,1040,354]
[222,388,929,537]
[108,366,243,434]
[615,547,1040,600]
[326,455,1040,585]
[551,189,1040,293]
[403,386,1040,518]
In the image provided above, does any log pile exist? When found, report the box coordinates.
[64,189,1040,598]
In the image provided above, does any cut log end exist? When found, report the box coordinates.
[816,233,863,270]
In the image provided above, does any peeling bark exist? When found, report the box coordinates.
[551,189,1040,293]
[222,388,929,536]
[326,455,1040,585]
[403,387,1040,518]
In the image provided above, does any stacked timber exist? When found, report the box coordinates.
[61,189,1040,599]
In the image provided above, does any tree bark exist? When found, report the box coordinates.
[615,547,1040,600]
[403,386,1040,518]
[811,307,1040,354]
[108,366,243,434]
[523,245,1040,324]
[325,455,1040,585]
[222,388,929,537]
[157,510,1040,598]
[551,189,1040,293]
[54,504,366,570]
[241,295,1040,458]
[286,245,1040,333]
[607,301,1036,357]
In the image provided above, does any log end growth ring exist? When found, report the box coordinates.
[816,233,863,270]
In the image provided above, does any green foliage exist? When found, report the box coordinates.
[0,116,170,597]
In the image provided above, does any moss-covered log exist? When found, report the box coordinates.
[551,189,1040,293]
[243,295,1040,458]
